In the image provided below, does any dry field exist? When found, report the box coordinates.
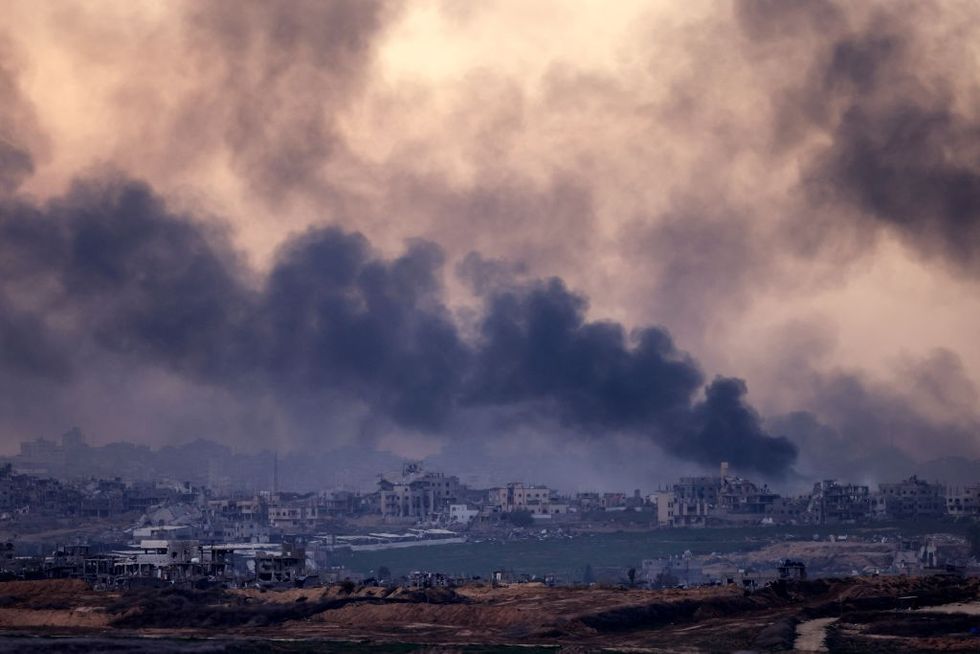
[0,575,975,651]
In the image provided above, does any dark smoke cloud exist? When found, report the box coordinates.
[0,34,47,195]
[739,0,980,275]
[769,347,980,484]
[173,0,395,205]
[0,175,796,475]
[0,295,69,380]
[261,229,468,429]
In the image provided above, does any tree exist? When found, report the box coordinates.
[582,563,595,585]
[627,567,637,587]
[377,565,391,581]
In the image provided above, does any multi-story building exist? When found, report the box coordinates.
[268,502,320,531]
[378,468,461,519]
[651,490,709,527]
[766,495,811,524]
[945,483,980,518]
[673,476,722,506]
[878,476,946,520]
[717,478,780,517]
[807,480,872,524]
[489,482,553,514]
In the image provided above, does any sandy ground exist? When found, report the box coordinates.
[0,607,110,628]
[0,575,975,651]
[795,617,837,652]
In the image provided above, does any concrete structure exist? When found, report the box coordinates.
[378,468,461,519]
[807,480,872,524]
[673,476,722,507]
[879,476,946,520]
[945,483,980,518]
[448,504,479,524]
[766,496,810,524]
[651,490,709,527]
[255,542,307,585]
[489,482,554,514]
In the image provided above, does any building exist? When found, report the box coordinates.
[673,476,722,506]
[807,480,872,524]
[716,478,780,519]
[766,495,811,524]
[448,504,479,524]
[878,476,946,520]
[267,494,322,531]
[945,483,980,518]
[488,482,557,514]
[254,543,307,585]
[378,467,461,519]
[651,490,709,527]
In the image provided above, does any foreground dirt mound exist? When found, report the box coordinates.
[0,579,112,630]
[0,607,110,629]
[0,575,975,651]
[315,602,545,629]
[0,579,96,609]
[109,583,471,630]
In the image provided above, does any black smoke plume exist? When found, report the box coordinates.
[0,176,796,475]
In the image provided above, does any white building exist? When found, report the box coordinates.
[449,504,479,524]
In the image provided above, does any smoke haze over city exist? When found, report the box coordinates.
[2,0,980,490]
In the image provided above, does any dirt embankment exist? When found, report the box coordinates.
[0,575,976,650]
[740,540,897,573]
[0,579,114,629]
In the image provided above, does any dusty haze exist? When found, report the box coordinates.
[1,0,979,489]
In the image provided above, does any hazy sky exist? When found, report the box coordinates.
[2,1,979,487]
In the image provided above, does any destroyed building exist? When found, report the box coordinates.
[944,483,980,518]
[651,490,709,527]
[806,480,873,524]
[378,465,462,519]
[879,476,947,521]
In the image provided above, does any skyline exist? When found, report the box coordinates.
[2,1,980,486]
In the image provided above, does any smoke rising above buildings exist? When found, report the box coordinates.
[1,0,979,482]
[0,176,795,475]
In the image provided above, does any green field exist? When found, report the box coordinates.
[328,521,965,583]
